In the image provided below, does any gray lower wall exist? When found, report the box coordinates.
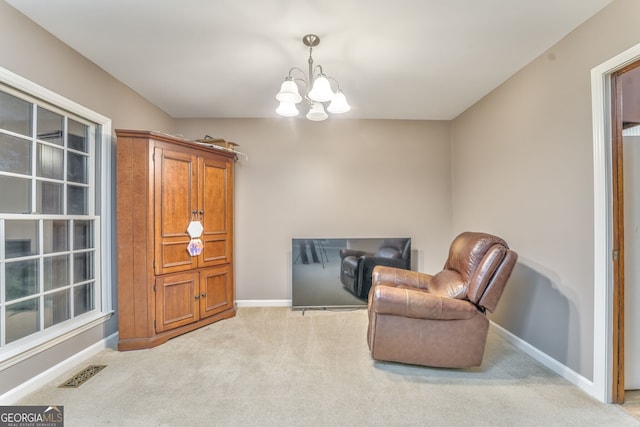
[1,324,112,395]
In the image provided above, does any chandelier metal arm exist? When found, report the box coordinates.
[287,66,305,80]
[312,64,325,81]
[325,75,342,92]
[284,67,309,100]
[292,78,309,102]
[288,65,336,92]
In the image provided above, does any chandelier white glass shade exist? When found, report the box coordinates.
[276,34,351,121]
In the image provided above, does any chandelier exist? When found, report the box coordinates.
[275,34,351,121]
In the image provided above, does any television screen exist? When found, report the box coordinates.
[291,237,411,309]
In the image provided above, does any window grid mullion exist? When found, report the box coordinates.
[69,218,75,319]
[38,219,44,333]
[68,218,73,320]
[88,126,95,217]
[31,103,37,214]
[63,116,68,216]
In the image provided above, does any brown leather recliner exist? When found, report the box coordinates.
[367,232,517,368]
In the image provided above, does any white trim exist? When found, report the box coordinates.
[0,331,118,405]
[590,41,640,403]
[490,322,594,396]
[236,299,292,307]
[0,65,114,366]
[0,67,110,125]
[98,124,113,313]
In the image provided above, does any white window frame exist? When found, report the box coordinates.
[0,66,113,369]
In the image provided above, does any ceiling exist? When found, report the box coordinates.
[6,0,613,120]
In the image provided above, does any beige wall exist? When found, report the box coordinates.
[0,2,174,133]
[175,119,453,301]
[451,0,640,380]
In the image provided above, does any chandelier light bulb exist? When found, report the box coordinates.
[308,75,334,102]
[327,90,351,114]
[276,79,302,104]
[306,102,328,121]
[276,101,299,117]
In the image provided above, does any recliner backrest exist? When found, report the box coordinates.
[443,232,517,312]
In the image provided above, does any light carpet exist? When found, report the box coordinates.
[17,307,640,426]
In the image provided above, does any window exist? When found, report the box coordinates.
[0,68,111,364]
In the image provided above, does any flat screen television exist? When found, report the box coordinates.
[291,237,411,309]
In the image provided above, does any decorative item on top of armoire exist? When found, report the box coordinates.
[195,135,239,149]
[115,130,236,351]
[194,135,248,161]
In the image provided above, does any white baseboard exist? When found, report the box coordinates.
[236,299,291,307]
[0,332,119,405]
[490,322,595,398]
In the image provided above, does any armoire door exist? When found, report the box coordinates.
[198,156,233,267]
[155,147,198,274]
[155,271,199,332]
[199,265,234,319]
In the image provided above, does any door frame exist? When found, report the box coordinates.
[591,42,640,403]
[611,61,640,403]
[610,64,632,404]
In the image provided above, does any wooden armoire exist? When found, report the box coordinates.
[115,130,236,351]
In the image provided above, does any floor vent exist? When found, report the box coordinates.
[58,365,106,388]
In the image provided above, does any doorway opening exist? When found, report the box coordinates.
[591,42,640,405]
[611,62,640,405]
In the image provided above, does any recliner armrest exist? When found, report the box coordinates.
[370,283,479,320]
[372,266,432,290]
